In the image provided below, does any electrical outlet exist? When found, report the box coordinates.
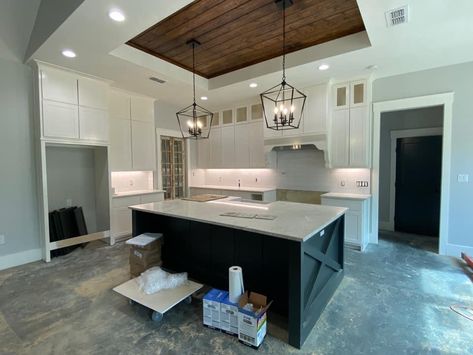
[129,180,134,186]
[255,177,259,183]
[219,176,222,182]
[0,235,5,245]
[356,181,369,187]
[458,174,469,183]
[340,180,346,187]
[66,198,73,207]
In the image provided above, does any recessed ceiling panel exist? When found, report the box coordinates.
[127,0,366,79]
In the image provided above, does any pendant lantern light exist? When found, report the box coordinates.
[176,39,213,139]
[260,0,306,131]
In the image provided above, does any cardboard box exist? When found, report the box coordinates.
[126,233,163,251]
[220,294,239,335]
[129,247,161,266]
[238,291,272,348]
[203,289,227,330]
[130,259,162,278]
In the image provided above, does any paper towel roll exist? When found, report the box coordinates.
[229,266,244,303]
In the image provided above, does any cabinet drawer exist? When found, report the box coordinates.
[140,193,164,204]
[321,197,362,212]
[112,195,141,208]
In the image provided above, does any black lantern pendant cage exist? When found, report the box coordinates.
[176,39,213,139]
[260,0,306,131]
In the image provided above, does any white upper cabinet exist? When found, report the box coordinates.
[303,84,328,134]
[235,106,248,124]
[234,124,250,167]
[330,109,350,168]
[132,120,156,170]
[78,77,108,110]
[248,121,265,168]
[333,84,349,110]
[221,109,234,126]
[109,91,131,120]
[110,119,132,171]
[221,125,235,167]
[41,67,78,104]
[209,127,222,168]
[350,80,367,107]
[79,106,109,142]
[329,79,370,168]
[197,131,210,169]
[42,100,79,139]
[131,96,154,122]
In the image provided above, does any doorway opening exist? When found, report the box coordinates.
[378,106,444,253]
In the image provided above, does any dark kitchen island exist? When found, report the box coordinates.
[130,198,346,348]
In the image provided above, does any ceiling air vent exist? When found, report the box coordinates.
[149,76,166,84]
[385,6,408,27]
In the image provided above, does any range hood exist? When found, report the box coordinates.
[264,133,327,152]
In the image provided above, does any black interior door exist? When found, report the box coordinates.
[395,135,442,236]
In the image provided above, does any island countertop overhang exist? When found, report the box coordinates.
[129,199,346,242]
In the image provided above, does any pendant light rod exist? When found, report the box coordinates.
[282,0,286,82]
[186,39,201,105]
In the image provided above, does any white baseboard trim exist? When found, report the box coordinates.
[379,221,394,231]
[444,243,473,258]
[0,248,42,271]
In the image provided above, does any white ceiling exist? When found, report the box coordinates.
[25,0,473,109]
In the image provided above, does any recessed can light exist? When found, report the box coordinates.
[201,96,208,101]
[249,83,258,88]
[318,64,330,71]
[109,10,125,22]
[62,49,76,58]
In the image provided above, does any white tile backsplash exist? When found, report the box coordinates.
[111,171,154,193]
[189,149,370,194]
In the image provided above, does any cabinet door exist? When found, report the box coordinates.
[109,91,130,120]
[131,96,154,122]
[236,106,248,124]
[345,211,361,245]
[221,109,234,126]
[209,127,222,168]
[234,124,250,168]
[249,121,265,168]
[333,83,349,110]
[330,109,350,167]
[304,84,327,134]
[79,107,109,142]
[42,100,79,139]
[350,80,367,107]
[349,106,370,168]
[109,119,132,171]
[221,125,235,168]
[41,68,77,104]
[197,133,210,168]
[78,78,108,110]
[111,207,132,237]
[132,120,156,170]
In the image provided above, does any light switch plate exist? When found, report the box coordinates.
[0,235,5,245]
[458,174,469,183]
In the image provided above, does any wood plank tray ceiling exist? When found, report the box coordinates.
[127,0,365,79]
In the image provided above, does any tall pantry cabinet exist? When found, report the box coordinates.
[34,62,112,262]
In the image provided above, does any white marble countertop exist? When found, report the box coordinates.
[321,192,371,200]
[129,199,346,242]
[113,189,165,198]
[189,184,276,193]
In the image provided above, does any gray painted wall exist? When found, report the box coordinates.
[0,58,39,257]
[373,61,473,248]
[379,106,444,224]
[155,101,181,131]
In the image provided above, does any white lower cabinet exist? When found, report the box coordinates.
[111,192,164,239]
[321,195,370,251]
[79,106,109,142]
[131,120,156,171]
[42,100,79,139]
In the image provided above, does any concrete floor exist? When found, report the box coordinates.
[1,235,473,355]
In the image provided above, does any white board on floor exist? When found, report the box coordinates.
[113,278,203,314]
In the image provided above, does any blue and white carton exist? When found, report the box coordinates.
[220,295,239,335]
[203,289,228,330]
[238,291,272,348]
